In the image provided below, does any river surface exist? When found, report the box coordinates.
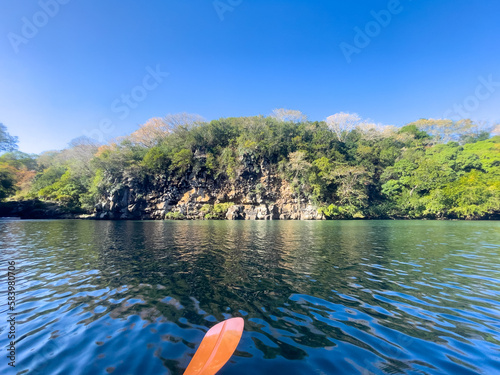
[1,220,500,375]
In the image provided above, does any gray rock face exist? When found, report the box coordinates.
[226,205,245,220]
[92,157,325,221]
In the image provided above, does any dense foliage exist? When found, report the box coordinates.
[1,113,498,219]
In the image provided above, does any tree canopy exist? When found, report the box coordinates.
[1,116,498,219]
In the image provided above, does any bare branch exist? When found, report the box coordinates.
[271,108,307,123]
[325,112,363,142]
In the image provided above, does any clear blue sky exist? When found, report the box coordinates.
[1,0,499,154]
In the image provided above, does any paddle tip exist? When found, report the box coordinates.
[207,317,244,337]
[225,317,244,330]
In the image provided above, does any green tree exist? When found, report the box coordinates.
[0,124,18,152]
[0,164,17,200]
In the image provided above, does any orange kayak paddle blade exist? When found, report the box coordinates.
[184,317,244,375]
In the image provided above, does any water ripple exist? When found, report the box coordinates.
[0,220,499,374]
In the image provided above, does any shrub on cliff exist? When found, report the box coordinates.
[201,203,233,220]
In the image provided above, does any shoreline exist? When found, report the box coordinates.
[1,199,498,221]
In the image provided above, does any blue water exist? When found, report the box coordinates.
[1,220,500,374]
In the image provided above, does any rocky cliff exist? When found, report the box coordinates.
[93,154,324,221]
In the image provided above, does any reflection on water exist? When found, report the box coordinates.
[1,220,500,374]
